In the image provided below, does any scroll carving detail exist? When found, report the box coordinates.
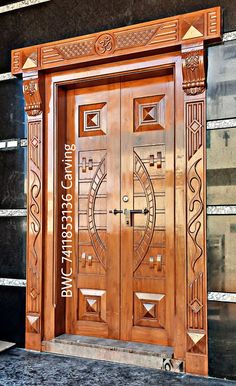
[187,158,203,272]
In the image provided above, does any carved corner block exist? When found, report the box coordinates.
[182,43,205,96]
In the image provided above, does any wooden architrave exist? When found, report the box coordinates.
[23,71,44,350]
[13,6,222,375]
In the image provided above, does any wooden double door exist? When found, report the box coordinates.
[67,72,175,346]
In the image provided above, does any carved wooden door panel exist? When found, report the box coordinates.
[67,82,121,338]
[120,75,175,345]
[67,73,175,345]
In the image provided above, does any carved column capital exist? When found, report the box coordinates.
[181,42,205,96]
[23,72,42,117]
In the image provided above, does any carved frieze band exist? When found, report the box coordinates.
[11,7,221,74]
[23,74,43,338]
[186,94,207,356]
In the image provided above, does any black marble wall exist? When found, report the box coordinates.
[0,0,235,377]
[0,286,25,347]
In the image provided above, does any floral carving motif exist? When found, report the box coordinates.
[24,80,37,96]
[23,79,42,116]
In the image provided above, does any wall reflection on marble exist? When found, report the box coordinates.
[0,216,26,279]
[207,40,236,120]
[208,301,236,380]
[0,147,27,209]
[207,128,236,205]
[207,215,236,293]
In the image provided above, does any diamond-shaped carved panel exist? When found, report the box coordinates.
[189,119,202,133]
[134,292,165,328]
[189,298,203,314]
[134,95,165,132]
[31,136,40,149]
[79,103,107,137]
[79,289,106,322]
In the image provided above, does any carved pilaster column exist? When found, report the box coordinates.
[182,43,208,375]
[23,71,44,350]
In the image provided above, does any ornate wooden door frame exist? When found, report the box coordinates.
[11,7,221,376]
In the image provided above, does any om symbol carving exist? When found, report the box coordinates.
[95,33,115,55]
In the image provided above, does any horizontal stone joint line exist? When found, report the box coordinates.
[0,0,50,14]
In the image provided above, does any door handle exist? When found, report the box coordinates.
[130,208,149,215]
[109,209,123,215]
[124,208,149,226]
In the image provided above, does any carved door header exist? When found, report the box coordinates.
[12,7,221,75]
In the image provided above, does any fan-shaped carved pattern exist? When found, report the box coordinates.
[87,155,107,270]
[133,151,156,272]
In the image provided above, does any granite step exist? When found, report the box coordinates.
[0,340,15,353]
[42,334,184,372]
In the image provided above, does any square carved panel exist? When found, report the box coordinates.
[134,95,165,132]
[78,288,106,322]
[134,292,165,328]
[79,102,107,137]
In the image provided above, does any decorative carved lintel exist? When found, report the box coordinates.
[182,43,205,96]
[11,7,221,75]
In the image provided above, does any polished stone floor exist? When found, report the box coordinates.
[0,348,235,386]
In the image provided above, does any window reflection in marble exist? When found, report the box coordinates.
[207,215,236,293]
[207,128,236,205]
[207,40,236,120]
[208,301,236,380]
[0,147,27,209]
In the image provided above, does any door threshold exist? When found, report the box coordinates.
[42,334,184,372]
